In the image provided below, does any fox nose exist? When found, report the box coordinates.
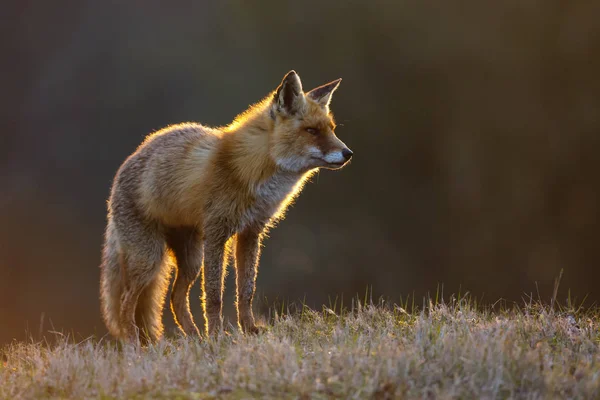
[342,148,353,161]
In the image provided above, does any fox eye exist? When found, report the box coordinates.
[306,127,319,135]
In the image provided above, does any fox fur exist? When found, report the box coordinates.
[99,71,352,342]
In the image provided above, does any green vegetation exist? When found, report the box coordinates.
[2,293,599,399]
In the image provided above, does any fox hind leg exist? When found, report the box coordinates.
[167,226,203,337]
[115,218,167,343]
[119,251,167,343]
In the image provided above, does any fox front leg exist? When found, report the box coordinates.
[201,230,230,336]
[235,226,262,334]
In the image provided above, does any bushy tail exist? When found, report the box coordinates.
[99,221,123,339]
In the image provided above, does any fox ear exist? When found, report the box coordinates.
[307,78,342,108]
[273,70,305,116]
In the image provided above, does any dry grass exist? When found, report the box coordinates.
[2,295,600,399]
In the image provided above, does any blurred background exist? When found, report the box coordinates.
[2,1,600,344]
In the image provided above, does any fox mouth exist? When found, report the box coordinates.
[311,157,348,169]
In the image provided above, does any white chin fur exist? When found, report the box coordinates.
[277,146,324,172]
[324,151,344,164]
[276,157,309,172]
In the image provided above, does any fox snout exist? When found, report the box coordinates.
[327,147,352,163]
[320,146,353,169]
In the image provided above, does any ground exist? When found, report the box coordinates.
[2,295,599,399]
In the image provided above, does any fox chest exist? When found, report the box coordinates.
[241,173,302,227]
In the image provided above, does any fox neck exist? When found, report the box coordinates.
[220,99,296,191]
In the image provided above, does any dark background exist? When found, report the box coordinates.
[2,1,600,344]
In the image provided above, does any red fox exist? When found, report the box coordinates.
[99,71,352,342]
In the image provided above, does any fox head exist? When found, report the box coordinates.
[269,71,353,173]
